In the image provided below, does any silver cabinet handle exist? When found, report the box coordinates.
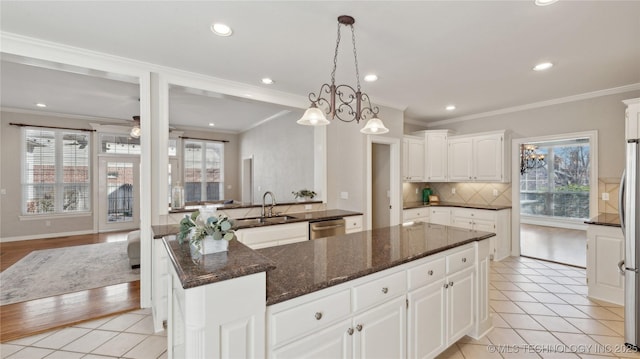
[428,270,434,276]
[347,328,354,335]
[356,324,363,332]
[620,169,626,234]
[449,281,454,287]
[315,312,322,320]
[381,287,388,294]
[618,260,626,275]
[444,283,449,289]
[462,258,467,263]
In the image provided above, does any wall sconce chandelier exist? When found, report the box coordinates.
[520,144,546,174]
[297,15,389,135]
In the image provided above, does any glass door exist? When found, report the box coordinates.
[98,156,140,231]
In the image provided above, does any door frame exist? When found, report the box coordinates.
[511,130,598,256]
[97,155,141,232]
[366,136,401,230]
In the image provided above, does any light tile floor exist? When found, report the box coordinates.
[2,256,639,359]
[0,308,166,359]
[438,256,640,359]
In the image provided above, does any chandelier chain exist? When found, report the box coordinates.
[351,25,361,92]
[330,21,341,86]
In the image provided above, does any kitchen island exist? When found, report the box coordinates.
[163,222,495,359]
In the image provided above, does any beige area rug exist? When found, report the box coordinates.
[0,241,140,306]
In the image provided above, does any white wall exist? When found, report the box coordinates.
[239,111,314,204]
[428,90,640,178]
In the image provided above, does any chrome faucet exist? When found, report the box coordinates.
[261,191,276,218]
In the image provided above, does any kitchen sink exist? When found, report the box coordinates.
[233,215,298,227]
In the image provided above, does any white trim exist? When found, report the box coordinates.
[429,83,640,128]
[521,215,588,231]
[19,212,92,221]
[366,136,401,231]
[1,107,130,124]
[1,229,95,243]
[512,130,598,256]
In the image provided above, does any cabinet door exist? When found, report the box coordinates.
[448,138,472,181]
[407,281,446,359]
[625,100,640,140]
[473,218,495,233]
[586,225,625,305]
[408,139,425,181]
[446,268,474,345]
[429,208,451,226]
[450,214,473,230]
[272,319,352,359]
[425,132,448,182]
[353,295,406,359]
[473,134,503,181]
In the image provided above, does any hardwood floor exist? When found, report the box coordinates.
[520,223,587,268]
[0,231,141,342]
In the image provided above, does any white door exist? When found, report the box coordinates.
[446,268,474,344]
[407,281,446,359]
[473,134,503,181]
[425,132,448,181]
[98,156,140,231]
[448,138,472,181]
[272,319,352,359]
[353,296,406,359]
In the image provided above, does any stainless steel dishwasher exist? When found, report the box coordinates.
[309,218,346,240]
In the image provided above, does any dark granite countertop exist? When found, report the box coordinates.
[257,222,495,305]
[403,201,511,211]
[585,213,622,228]
[163,235,276,289]
[169,200,323,213]
[152,209,363,237]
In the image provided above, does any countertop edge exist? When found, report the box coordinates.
[402,202,512,211]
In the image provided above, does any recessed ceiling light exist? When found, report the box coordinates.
[446,105,456,111]
[211,23,233,37]
[364,74,378,82]
[261,78,274,85]
[533,62,554,71]
[36,103,47,108]
[535,0,559,6]
[209,123,215,127]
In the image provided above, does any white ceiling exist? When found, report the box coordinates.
[1,1,639,129]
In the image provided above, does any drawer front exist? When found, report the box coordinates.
[352,270,407,311]
[404,208,429,221]
[407,257,446,290]
[446,247,475,274]
[346,215,363,233]
[271,289,350,347]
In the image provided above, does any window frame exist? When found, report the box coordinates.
[21,127,92,217]
[182,139,225,203]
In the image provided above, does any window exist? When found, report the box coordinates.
[520,137,590,220]
[23,128,91,215]
[183,140,224,202]
[99,133,141,154]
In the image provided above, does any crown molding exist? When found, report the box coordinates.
[426,83,640,128]
[1,106,128,124]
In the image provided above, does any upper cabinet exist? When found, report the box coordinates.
[448,131,510,183]
[625,98,640,140]
[423,130,451,182]
[403,136,425,182]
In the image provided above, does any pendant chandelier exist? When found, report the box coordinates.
[297,15,389,135]
[520,144,546,174]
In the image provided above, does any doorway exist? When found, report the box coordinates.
[242,156,253,204]
[98,156,140,232]
[372,143,391,229]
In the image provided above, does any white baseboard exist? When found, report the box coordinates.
[0,229,96,243]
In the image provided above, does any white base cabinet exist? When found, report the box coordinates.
[152,237,169,333]
[345,215,364,234]
[403,208,430,223]
[450,208,511,261]
[235,222,308,249]
[586,224,625,305]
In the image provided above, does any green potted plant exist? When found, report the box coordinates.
[292,189,317,201]
[178,210,234,254]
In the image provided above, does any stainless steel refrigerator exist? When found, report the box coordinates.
[620,138,640,351]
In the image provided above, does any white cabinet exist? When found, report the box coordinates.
[414,130,451,182]
[353,295,406,359]
[272,319,352,359]
[345,215,363,234]
[403,136,425,182]
[450,208,511,261]
[403,208,429,223]
[235,222,308,249]
[428,207,451,226]
[448,131,509,183]
[586,224,625,305]
[407,244,483,359]
[152,237,169,332]
[625,98,640,140]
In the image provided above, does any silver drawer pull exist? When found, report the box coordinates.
[315,312,322,320]
[444,283,449,289]
[462,258,467,263]
[347,328,354,335]
[356,324,363,332]
[381,287,389,294]
[428,270,434,276]
[449,281,454,287]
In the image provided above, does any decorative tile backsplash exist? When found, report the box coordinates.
[404,178,618,215]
